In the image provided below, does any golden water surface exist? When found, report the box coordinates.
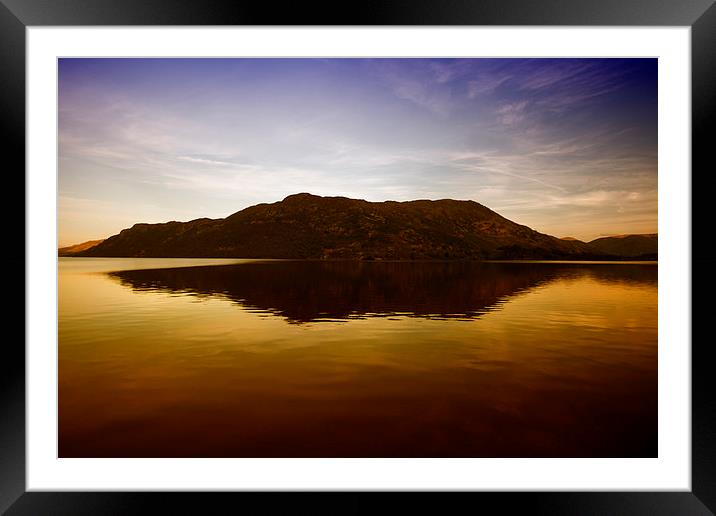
[59,258,657,457]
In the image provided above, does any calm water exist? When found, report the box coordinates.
[58,258,657,457]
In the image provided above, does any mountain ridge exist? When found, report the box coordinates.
[69,194,656,261]
[587,233,657,258]
[58,239,104,256]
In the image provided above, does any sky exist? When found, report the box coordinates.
[58,58,657,246]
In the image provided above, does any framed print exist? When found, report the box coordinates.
[3,0,715,513]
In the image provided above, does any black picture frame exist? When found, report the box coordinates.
[2,0,714,514]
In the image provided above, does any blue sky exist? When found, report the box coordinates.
[58,58,657,246]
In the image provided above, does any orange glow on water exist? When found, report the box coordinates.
[59,259,657,457]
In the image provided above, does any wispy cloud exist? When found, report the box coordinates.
[368,60,463,116]
[177,156,234,166]
[496,100,529,126]
[467,75,509,98]
[58,58,657,244]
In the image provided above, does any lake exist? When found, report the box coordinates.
[58,258,657,457]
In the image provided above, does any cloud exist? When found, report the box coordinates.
[369,60,462,116]
[496,100,529,126]
[58,58,657,243]
[467,75,510,98]
[177,156,234,166]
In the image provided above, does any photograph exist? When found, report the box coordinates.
[57,57,658,458]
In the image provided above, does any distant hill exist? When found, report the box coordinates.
[587,234,658,259]
[58,239,104,256]
[78,193,625,260]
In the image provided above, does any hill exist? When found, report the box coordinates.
[58,239,104,256]
[587,234,658,259]
[77,193,628,260]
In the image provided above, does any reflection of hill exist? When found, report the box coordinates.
[579,263,657,286]
[505,262,658,287]
[109,261,656,324]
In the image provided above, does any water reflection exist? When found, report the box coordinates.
[60,259,658,458]
[109,261,656,323]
